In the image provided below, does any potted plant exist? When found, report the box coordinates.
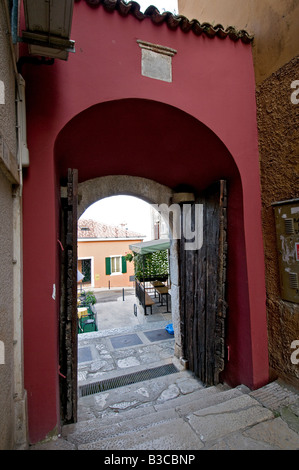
[79,290,97,306]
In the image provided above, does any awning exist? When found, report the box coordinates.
[129,238,170,255]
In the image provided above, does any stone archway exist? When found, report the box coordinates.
[78,175,173,217]
[78,175,183,359]
[54,98,267,418]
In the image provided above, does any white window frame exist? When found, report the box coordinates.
[110,255,122,275]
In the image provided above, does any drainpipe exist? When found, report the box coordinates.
[11,0,19,45]
[3,0,19,83]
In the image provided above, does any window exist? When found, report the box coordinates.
[105,256,127,275]
[81,258,92,283]
[111,256,121,274]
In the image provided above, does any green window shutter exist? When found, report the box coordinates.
[105,257,111,275]
[121,256,127,274]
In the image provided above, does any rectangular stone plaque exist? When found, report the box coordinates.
[137,40,177,83]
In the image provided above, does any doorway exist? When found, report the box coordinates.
[78,258,93,288]
[76,191,176,418]
[59,173,228,424]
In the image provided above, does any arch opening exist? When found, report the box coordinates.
[56,98,253,404]
[54,98,240,190]
[77,179,182,353]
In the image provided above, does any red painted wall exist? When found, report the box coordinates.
[21,2,268,443]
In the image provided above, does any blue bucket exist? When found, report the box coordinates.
[165,323,174,335]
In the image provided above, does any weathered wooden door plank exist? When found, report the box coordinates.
[180,181,227,386]
[59,168,78,424]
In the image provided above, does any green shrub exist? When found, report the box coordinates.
[126,250,169,281]
[81,290,97,305]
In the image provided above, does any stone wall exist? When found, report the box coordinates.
[0,167,14,449]
[0,1,16,449]
[256,56,299,387]
[0,1,28,450]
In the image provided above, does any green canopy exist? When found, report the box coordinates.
[129,238,170,255]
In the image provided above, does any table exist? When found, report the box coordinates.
[151,281,166,298]
[154,285,170,312]
[151,281,165,287]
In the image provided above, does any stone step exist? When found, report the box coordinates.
[77,367,205,422]
[64,403,157,437]
[78,417,204,450]
[63,383,249,446]
[63,381,218,438]
[77,393,274,451]
[30,380,299,450]
[155,384,249,416]
[65,408,179,446]
[185,393,274,445]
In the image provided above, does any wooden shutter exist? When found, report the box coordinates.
[105,257,111,275]
[122,256,127,274]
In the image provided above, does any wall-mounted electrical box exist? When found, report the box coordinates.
[272,198,299,303]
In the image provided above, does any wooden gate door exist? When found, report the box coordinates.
[180,180,227,386]
[59,168,78,424]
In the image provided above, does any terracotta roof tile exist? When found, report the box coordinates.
[78,218,145,239]
[76,0,253,44]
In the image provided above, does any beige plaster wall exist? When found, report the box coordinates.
[78,239,140,288]
[178,0,299,84]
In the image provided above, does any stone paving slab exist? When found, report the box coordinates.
[29,436,76,451]
[110,333,143,349]
[78,418,204,451]
[91,292,173,334]
[280,402,299,434]
[243,417,299,450]
[77,368,202,421]
[143,329,173,342]
[172,386,246,417]
[205,432,281,450]
[186,394,274,443]
[250,380,299,410]
[66,408,179,446]
[77,332,175,386]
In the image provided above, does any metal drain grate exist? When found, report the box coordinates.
[79,363,178,398]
